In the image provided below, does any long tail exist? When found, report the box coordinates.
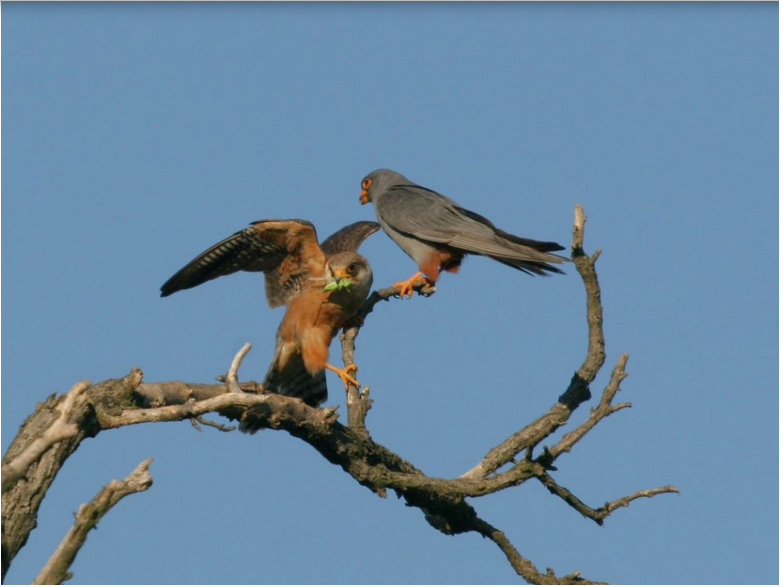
[445,207,567,276]
[488,229,567,276]
[449,230,567,276]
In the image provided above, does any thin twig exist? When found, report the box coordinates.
[32,459,154,585]
[193,415,236,432]
[339,328,372,429]
[546,354,630,461]
[537,470,679,525]
[470,517,605,585]
[596,485,681,517]
[571,205,607,384]
[226,342,253,395]
[339,281,435,429]
[537,471,604,523]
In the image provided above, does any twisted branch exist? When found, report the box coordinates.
[2,206,677,585]
[2,381,91,492]
[32,459,154,585]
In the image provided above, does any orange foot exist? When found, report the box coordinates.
[325,363,360,388]
[392,271,430,298]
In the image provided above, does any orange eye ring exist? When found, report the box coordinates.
[361,178,372,189]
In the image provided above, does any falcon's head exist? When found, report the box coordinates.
[323,252,373,311]
[360,168,412,205]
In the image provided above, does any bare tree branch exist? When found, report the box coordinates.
[2,381,91,492]
[226,342,252,395]
[536,471,678,526]
[1,370,142,582]
[597,485,681,517]
[339,281,436,429]
[571,204,607,384]
[470,517,607,585]
[460,205,607,481]
[1,206,677,585]
[546,353,632,462]
[190,415,237,432]
[32,459,154,585]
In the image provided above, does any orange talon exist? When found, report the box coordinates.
[325,363,360,388]
[392,271,427,298]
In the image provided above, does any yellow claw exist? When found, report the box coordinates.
[392,271,427,298]
[325,363,360,388]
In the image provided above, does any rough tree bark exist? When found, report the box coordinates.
[1,206,678,585]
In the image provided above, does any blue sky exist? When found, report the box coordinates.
[2,3,777,584]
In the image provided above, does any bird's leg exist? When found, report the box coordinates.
[392,271,430,298]
[325,363,360,388]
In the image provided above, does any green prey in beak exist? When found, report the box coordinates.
[323,268,354,292]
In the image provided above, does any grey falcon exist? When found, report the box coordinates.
[359,168,566,297]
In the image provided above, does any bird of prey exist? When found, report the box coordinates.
[359,168,566,297]
[161,220,379,409]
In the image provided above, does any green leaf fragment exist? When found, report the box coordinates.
[324,277,353,291]
[324,277,353,292]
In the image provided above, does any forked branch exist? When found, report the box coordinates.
[2,205,677,585]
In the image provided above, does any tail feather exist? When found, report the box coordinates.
[492,255,565,276]
[239,353,327,434]
[262,345,328,405]
[493,228,565,253]
[448,233,567,276]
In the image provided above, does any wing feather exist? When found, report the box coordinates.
[375,186,566,273]
[160,219,326,306]
[320,221,380,255]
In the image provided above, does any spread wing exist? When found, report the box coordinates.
[320,221,380,255]
[160,219,327,305]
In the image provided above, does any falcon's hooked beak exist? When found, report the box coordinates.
[333,268,354,281]
[359,178,372,205]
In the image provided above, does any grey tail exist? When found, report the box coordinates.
[492,255,566,276]
[491,230,567,275]
[493,227,565,254]
[451,206,567,276]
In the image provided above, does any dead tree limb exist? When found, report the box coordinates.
[1,206,677,585]
[32,459,153,585]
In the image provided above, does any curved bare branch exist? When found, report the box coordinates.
[2,206,676,585]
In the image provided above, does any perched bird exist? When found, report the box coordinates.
[161,220,378,410]
[359,169,566,297]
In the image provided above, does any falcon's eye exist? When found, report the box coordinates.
[361,178,372,190]
[347,263,357,274]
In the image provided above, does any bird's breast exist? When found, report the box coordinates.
[281,292,348,338]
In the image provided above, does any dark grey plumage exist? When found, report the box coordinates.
[360,168,566,281]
